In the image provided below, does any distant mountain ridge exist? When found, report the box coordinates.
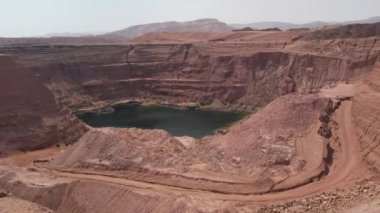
[231,16,380,30]
[105,16,380,39]
[105,18,233,39]
[4,16,379,40]
[231,21,328,30]
[42,32,105,38]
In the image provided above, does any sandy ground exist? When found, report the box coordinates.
[0,197,52,213]
[0,146,63,167]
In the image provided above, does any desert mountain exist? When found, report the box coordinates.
[231,16,380,30]
[105,18,233,39]
[7,16,379,42]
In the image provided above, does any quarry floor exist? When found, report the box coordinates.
[1,84,379,212]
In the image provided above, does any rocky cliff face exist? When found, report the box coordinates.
[0,36,377,113]
[353,58,380,171]
[0,31,378,155]
[0,55,88,154]
[303,22,380,40]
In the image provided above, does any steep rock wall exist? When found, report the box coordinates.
[0,55,88,154]
[353,58,380,171]
[0,39,377,112]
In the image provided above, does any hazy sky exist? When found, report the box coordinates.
[1,0,379,37]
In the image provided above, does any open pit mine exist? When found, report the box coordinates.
[0,21,380,212]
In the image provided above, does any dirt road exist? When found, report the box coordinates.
[52,100,368,203]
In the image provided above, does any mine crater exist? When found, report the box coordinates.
[0,22,379,212]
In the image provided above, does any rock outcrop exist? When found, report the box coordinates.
[0,55,87,154]
[303,22,380,40]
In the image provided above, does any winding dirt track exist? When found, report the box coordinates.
[52,101,367,203]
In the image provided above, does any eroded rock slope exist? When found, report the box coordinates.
[0,55,87,154]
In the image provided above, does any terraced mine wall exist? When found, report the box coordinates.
[0,39,378,112]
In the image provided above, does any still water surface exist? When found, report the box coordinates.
[80,105,246,138]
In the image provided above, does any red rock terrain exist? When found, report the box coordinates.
[1,29,376,113]
[0,22,379,212]
[0,55,87,154]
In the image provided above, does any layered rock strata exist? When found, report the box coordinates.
[0,55,88,154]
